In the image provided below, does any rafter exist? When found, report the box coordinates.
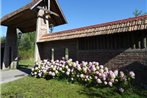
[37,6,59,17]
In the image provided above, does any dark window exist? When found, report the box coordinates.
[78,31,146,50]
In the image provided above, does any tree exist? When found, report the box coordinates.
[1,36,6,43]
[19,32,35,59]
[133,9,143,17]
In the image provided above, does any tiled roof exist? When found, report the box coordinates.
[39,15,147,42]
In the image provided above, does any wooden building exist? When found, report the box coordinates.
[1,0,67,69]
[1,0,147,70]
[38,15,147,69]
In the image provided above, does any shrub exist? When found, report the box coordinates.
[31,58,135,92]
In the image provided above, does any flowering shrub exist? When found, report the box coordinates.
[31,58,135,92]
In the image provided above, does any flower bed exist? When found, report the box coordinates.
[31,58,135,93]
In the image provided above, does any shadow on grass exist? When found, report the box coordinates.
[78,83,147,98]
[17,65,32,75]
[78,86,117,98]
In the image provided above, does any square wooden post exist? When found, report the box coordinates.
[2,27,18,70]
[35,9,49,62]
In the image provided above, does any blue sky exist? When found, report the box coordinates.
[0,0,146,37]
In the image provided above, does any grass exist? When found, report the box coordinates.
[1,76,147,98]
[18,58,34,68]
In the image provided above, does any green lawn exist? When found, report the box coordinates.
[18,58,34,68]
[1,76,147,98]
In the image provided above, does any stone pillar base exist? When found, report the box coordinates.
[10,61,18,69]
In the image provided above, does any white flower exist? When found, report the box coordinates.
[85,75,89,79]
[35,67,39,70]
[96,78,102,83]
[82,61,87,66]
[110,79,115,83]
[55,70,59,74]
[51,72,55,77]
[102,74,106,78]
[104,81,107,85]
[98,73,102,77]
[120,71,125,78]
[31,72,34,75]
[110,72,116,79]
[104,67,108,72]
[53,67,56,71]
[32,68,34,71]
[115,79,118,82]
[83,67,87,73]
[67,68,71,72]
[80,74,84,78]
[103,77,106,81]
[71,68,74,72]
[77,66,81,71]
[91,66,96,72]
[43,59,48,63]
[71,78,74,81]
[129,71,135,79]
[95,62,99,66]
[114,70,118,76]
[65,65,68,69]
[119,88,124,93]
[96,66,99,70]
[34,72,37,75]
[73,62,76,67]
[108,82,113,87]
[100,69,104,73]
[100,65,104,69]
[66,71,70,76]
[95,76,98,79]
[50,65,53,68]
[49,71,52,75]
[59,67,62,71]
[68,59,72,62]
[38,72,42,77]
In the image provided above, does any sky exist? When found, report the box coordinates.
[0,0,146,37]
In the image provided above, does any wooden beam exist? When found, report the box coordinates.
[48,0,50,11]
[37,6,59,17]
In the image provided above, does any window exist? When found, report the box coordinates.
[78,31,146,50]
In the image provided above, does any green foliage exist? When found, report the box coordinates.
[19,58,34,67]
[1,36,6,43]
[19,32,35,59]
[133,9,146,17]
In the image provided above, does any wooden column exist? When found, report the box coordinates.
[2,27,18,70]
[65,48,69,60]
[51,48,54,61]
[143,37,147,48]
[35,9,49,62]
